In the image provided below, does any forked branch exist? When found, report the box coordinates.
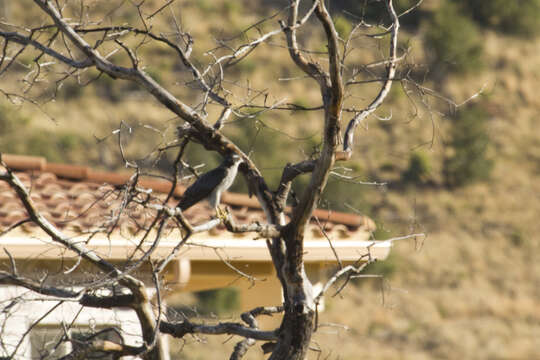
[343,0,400,156]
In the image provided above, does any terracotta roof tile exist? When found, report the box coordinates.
[52,202,72,217]
[41,183,63,198]
[86,171,132,186]
[67,183,92,198]
[0,154,376,238]
[2,202,24,213]
[2,154,46,171]
[4,210,27,224]
[30,193,42,202]
[34,172,58,187]
[45,163,89,180]
[49,192,69,204]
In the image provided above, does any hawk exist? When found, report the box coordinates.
[177,154,242,216]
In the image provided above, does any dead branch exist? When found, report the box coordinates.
[0,167,119,276]
[343,0,400,156]
[222,212,281,238]
[314,263,370,306]
[59,339,143,360]
[76,24,229,107]
[0,1,418,359]
[281,1,327,87]
[38,0,276,223]
[0,30,93,68]
[0,162,165,359]
[229,306,284,360]
[274,160,317,212]
[159,320,277,341]
[0,271,136,308]
[313,0,344,101]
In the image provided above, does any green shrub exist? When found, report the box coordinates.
[360,252,398,279]
[443,105,493,188]
[0,102,89,162]
[508,228,527,247]
[144,67,163,84]
[332,0,423,29]
[57,79,84,100]
[58,133,83,152]
[0,104,29,134]
[333,15,352,38]
[195,288,239,315]
[225,114,292,190]
[458,0,540,37]
[197,0,215,13]
[24,131,88,163]
[0,103,31,152]
[371,220,393,241]
[235,59,257,75]
[291,97,311,114]
[94,74,121,102]
[424,2,483,75]
[401,151,431,185]
[223,0,241,16]
[322,164,369,214]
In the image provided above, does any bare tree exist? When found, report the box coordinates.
[0,1,416,359]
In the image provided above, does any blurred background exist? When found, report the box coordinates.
[0,0,538,358]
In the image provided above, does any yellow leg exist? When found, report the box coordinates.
[215,206,228,221]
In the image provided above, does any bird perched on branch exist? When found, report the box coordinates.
[177,154,243,218]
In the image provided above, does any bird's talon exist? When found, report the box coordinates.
[216,206,228,221]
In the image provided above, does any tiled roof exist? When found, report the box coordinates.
[0,154,375,240]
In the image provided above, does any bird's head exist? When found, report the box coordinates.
[223,153,243,167]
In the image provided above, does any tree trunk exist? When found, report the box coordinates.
[269,310,315,360]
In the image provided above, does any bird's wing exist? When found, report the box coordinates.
[178,166,227,210]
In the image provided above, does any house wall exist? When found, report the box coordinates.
[0,285,163,359]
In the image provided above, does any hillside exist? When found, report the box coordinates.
[1,1,539,359]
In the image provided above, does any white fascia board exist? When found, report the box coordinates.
[0,233,391,263]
